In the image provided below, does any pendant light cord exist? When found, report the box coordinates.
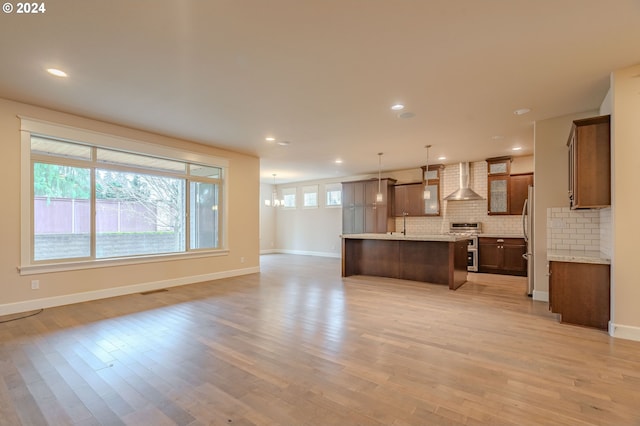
[378,152,382,194]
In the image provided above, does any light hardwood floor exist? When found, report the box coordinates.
[1,254,639,425]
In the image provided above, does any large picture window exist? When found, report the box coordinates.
[21,118,228,272]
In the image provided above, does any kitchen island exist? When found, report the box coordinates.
[341,233,469,290]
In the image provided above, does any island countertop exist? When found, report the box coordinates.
[547,249,611,265]
[340,233,471,242]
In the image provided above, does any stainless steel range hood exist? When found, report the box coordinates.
[444,162,484,201]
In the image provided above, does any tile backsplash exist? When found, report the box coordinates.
[547,207,611,254]
[394,161,524,235]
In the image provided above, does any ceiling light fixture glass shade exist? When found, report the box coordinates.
[265,174,284,207]
[47,68,68,77]
[376,152,384,203]
[423,145,432,200]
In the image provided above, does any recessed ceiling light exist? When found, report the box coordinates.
[335,159,343,164]
[277,141,290,146]
[265,137,275,141]
[438,156,446,161]
[391,104,404,111]
[46,68,68,78]
[513,108,531,116]
[512,147,522,151]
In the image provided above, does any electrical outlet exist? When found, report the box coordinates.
[240,257,245,263]
[31,280,40,290]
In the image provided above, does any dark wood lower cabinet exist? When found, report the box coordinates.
[549,261,610,330]
[478,237,526,276]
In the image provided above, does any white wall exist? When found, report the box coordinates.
[610,63,640,340]
[260,182,277,252]
[265,179,344,257]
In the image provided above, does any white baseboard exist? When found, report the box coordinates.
[0,266,260,317]
[259,249,279,255]
[609,322,640,341]
[261,249,341,258]
[532,290,549,302]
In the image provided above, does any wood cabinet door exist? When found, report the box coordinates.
[509,173,533,215]
[502,240,527,275]
[405,183,424,216]
[393,184,408,217]
[572,117,611,208]
[394,183,427,216]
[342,181,366,234]
[478,238,500,272]
[548,261,610,330]
[488,176,509,215]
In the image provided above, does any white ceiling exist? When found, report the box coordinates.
[1,1,639,183]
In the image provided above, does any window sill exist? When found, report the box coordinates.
[18,249,230,276]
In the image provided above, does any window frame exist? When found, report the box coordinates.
[19,117,229,275]
[324,183,342,207]
[281,187,297,209]
[302,184,319,208]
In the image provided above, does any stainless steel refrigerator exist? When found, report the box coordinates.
[522,185,534,296]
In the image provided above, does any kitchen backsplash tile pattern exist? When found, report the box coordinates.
[395,161,524,235]
[599,207,612,256]
[547,207,606,252]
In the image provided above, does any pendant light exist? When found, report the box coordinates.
[376,152,384,203]
[423,145,432,200]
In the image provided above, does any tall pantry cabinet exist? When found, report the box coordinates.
[342,178,396,234]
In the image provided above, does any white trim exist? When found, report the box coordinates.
[19,250,230,275]
[532,290,549,302]
[20,130,32,267]
[268,249,341,258]
[260,249,280,255]
[0,266,259,317]
[20,116,229,270]
[19,116,229,167]
[609,322,640,341]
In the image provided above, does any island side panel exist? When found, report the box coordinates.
[342,238,401,278]
[450,239,469,290]
[342,238,362,277]
[399,240,450,285]
[359,239,400,278]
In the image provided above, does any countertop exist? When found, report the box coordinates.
[547,249,611,265]
[478,233,525,239]
[341,233,470,242]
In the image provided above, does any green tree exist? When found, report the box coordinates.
[33,163,90,198]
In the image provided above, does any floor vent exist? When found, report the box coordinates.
[140,289,168,295]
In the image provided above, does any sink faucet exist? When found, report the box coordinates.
[402,211,408,235]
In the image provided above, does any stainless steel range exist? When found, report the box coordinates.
[449,222,482,272]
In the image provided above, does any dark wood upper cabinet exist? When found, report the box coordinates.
[509,173,533,215]
[342,178,396,234]
[568,115,611,209]
[421,164,443,216]
[486,156,533,216]
[394,183,424,217]
[393,165,443,217]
